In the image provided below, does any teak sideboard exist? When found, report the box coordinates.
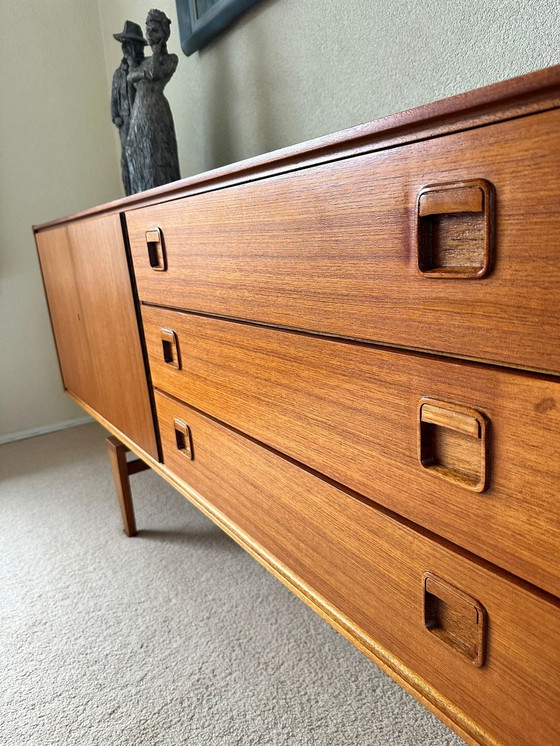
[34,66,560,746]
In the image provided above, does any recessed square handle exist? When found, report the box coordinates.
[145,227,167,271]
[423,572,487,667]
[174,418,193,460]
[161,328,181,369]
[418,397,488,492]
[417,179,495,279]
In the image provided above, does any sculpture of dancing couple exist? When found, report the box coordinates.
[111,11,180,196]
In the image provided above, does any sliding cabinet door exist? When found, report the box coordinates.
[37,215,158,459]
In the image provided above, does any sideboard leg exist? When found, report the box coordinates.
[106,436,149,537]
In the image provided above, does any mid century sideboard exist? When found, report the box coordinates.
[34,66,560,746]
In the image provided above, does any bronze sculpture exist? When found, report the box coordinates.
[125,10,181,194]
[111,21,146,196]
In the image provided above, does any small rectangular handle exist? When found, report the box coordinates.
[423,572,487,667]
[161,328,180,369]
[419,398,488,492]
[145,227,167,271]
[174,418,193,459]
[417,179,494,279]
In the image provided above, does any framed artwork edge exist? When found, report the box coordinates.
[176,0,265,56]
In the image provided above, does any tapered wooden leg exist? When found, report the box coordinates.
[106,436,149,537]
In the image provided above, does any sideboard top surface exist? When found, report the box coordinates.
[34,63,560,232]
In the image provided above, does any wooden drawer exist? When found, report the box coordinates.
[155,389,560,746]
[143,305,560,597]
[128,109,560,374]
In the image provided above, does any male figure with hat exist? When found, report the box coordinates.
[111,21,146,196]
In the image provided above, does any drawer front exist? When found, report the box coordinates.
[155,390,560,746]
[143,305,560,597]
[128,109,560,373]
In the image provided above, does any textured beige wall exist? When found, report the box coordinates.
[2,0,560,438]
[0,0,122,439]
[97,0,560,181]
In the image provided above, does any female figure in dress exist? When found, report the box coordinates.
[111,21,146,196]
[126,10,180,193]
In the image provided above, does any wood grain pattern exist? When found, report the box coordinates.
[422,213,487,270]
[35,216,158,459]
[420,402,481,437]
[142,306,560,597]
[35,225,100,407]
[155,390,560,746]
[66,215,158,459]
[418,185,484,216]
[34,64,560,229]
[128,109,560,374]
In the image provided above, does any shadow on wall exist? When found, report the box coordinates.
[203,41,237,168]
[201,0,282,169]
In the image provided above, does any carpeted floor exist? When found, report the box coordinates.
[0,422,465,746]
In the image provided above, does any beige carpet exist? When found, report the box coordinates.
[0,422,465,745]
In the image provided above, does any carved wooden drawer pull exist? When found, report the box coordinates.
[423,572,487,667]
[174,418,193,460]
[161,328,181,369]
[145,227,167,271]
[417,179,495,279]
[418,397,488,492]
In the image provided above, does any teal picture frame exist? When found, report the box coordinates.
[176,0,265,56]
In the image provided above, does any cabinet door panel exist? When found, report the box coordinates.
[36,216,158,459]
[67,214,157,458]
[36,225,100,408]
